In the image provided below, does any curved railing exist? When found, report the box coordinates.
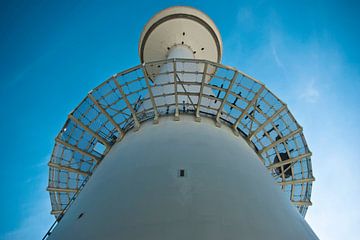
[47,58,314,221]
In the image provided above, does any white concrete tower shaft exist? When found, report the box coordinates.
[167,45,195,59]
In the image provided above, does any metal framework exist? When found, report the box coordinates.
[47,58,314,219]
[196,63,208,121]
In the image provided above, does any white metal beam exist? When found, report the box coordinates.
[291,200,312,206]
[259,127,303,154]
[56,138,101,163]
[215,71,238,127]
[196,63,208,121]
[68,114,110,149]
[50,210,63,215]
[175,73,197,111]
[268,152,312,170]
[249,104,287,140]
[173,60,180,120]
[276,177,315,186]
[87,93,124,137]
[47,187,78,193]
[233,85,265,131]
[48,162,91,176]
[112,77,140,130]
[142,64,159,124]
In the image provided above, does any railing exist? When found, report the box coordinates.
[42,175,90,239]
[46,58,314,229]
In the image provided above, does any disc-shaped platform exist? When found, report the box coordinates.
[46,59,314,226]
[139,6,222,77]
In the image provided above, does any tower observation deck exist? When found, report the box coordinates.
[44,6,317,240]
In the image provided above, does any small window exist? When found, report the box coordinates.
[77,212,84,219]
[94,142,106,155]
[179,169,185,177]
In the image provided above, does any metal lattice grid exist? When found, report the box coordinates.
[47,58,314,218]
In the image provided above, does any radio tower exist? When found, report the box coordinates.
[44,6,317,239]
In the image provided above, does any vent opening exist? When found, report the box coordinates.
[77,212,84,219]
[179,169,185,177]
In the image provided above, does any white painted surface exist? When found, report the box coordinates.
[47,116,318,240]
[139,6,222,77]
[167,44,194,59]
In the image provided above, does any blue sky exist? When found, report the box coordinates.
[0,0,359,239]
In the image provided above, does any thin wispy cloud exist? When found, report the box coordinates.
[3,196,53,240]
[1,42,62,96]
[236,7,254,30]
[299,79,320,103]
[270,43,284,69]
[2,155,53,240]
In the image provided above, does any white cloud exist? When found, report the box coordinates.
[2,157,54,240]
[236,7,254,29]
[3,197,53,240]
[299,79,320,103]
[305,132,360,239]
[271,42,284,69]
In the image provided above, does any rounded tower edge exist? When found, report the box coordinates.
[138,6,223,65]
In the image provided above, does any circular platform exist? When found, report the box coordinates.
[46,58,314,219]
[44,58,315,239]
[139,6,222,65]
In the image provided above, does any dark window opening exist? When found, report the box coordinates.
[179,169,185,177]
